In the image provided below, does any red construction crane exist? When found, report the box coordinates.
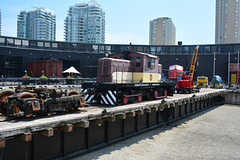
[176,46,200,94]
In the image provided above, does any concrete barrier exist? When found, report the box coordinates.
[224,89,240,105]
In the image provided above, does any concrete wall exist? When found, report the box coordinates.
[224,90,240,104]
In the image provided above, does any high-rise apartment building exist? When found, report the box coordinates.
[215,0,240,44]
[64,0,105,43]
[149,17,176,45]
[0,9,1,35]
[17,7,56,41]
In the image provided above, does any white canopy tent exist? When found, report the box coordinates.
[62,66,81,75]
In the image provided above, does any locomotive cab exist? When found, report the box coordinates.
[103,52,160,83]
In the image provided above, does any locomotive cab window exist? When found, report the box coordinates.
[148,58,155,68]
[148,58,151,68]
[152,58,155,68]
[136,57,141,67]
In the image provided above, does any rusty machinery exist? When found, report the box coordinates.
[0,86,85,117]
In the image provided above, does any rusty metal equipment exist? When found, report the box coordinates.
[0,86,85,117]
[0,90,16,114]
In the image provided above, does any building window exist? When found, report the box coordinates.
[37,42,43,47]
[45,42,50,48]
[7,38,13,45]
[0,38,5,44]
[22,40,29,46]
[52,43,58,48]
[15,39,21,46]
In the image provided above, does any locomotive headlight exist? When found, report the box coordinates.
[105,52,111,57]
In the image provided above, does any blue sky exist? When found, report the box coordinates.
[1,0,215,45]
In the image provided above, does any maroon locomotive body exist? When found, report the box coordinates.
[97,58,131,83]
[97,52,162,84]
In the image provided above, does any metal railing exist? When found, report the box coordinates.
[0,77,96,87]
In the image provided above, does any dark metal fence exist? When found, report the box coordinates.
[0,78,96,87]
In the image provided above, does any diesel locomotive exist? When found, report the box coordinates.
[82,51,175,105]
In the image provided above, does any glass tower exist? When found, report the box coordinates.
[17,7,56,41]
[64,0,105,44]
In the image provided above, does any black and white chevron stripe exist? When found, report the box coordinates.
[82,88,117,105]
[81,88,96,103]
[100,90,117,105]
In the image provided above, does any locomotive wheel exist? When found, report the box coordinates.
[17,92,35,117]
[147,92,151,100]
[11,102,21,116]
[67,90,79,96]
[115,96,123,105]
[147,90,155,100]
[122,95,128,105]
[137,94,142,102]
[0,91,16,114]
[154,91,158,99]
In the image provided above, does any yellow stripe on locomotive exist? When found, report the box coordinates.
[111,72,161,83]
[132,72,160,83]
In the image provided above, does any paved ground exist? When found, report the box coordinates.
[72,104,240,160]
